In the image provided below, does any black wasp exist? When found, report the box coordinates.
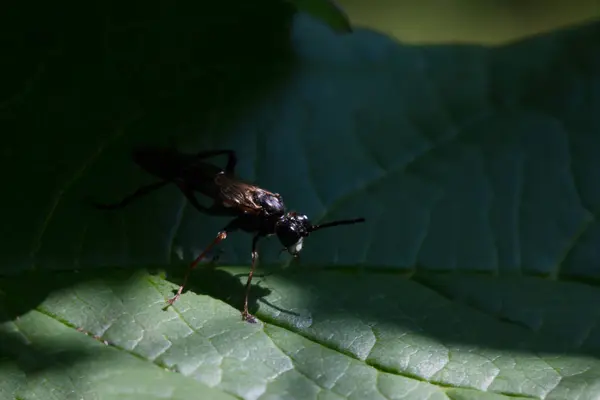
[89,147,365,322]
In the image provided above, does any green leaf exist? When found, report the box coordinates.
[2,4,600,400]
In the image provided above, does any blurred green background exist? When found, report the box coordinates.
[338,0,599,43]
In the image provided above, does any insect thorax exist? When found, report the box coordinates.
[254,190,285,215]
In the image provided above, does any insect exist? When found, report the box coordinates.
[89,147,365,322]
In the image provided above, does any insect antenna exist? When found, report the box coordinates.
[309,218,365,232]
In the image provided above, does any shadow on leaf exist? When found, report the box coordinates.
[161,264,272,318]
[0,329,95,376]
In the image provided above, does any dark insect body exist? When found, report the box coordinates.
[89,147,365,322]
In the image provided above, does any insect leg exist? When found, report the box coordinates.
[241,234,261,323]
[193,149,237,174]
[165,217,241,307]
[166,230,229,306]
[88,180,169,210]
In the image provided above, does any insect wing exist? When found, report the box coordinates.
[214,174,264,214]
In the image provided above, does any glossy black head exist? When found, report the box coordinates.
[275,212,366,256]
[275,212,311,256]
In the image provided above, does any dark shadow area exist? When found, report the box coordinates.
[2,0,296,129]
[0,0,298,273]
[0,317,95,377]
[0,332,91,375]
[0,268,145,323]
[161,263,272,317]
